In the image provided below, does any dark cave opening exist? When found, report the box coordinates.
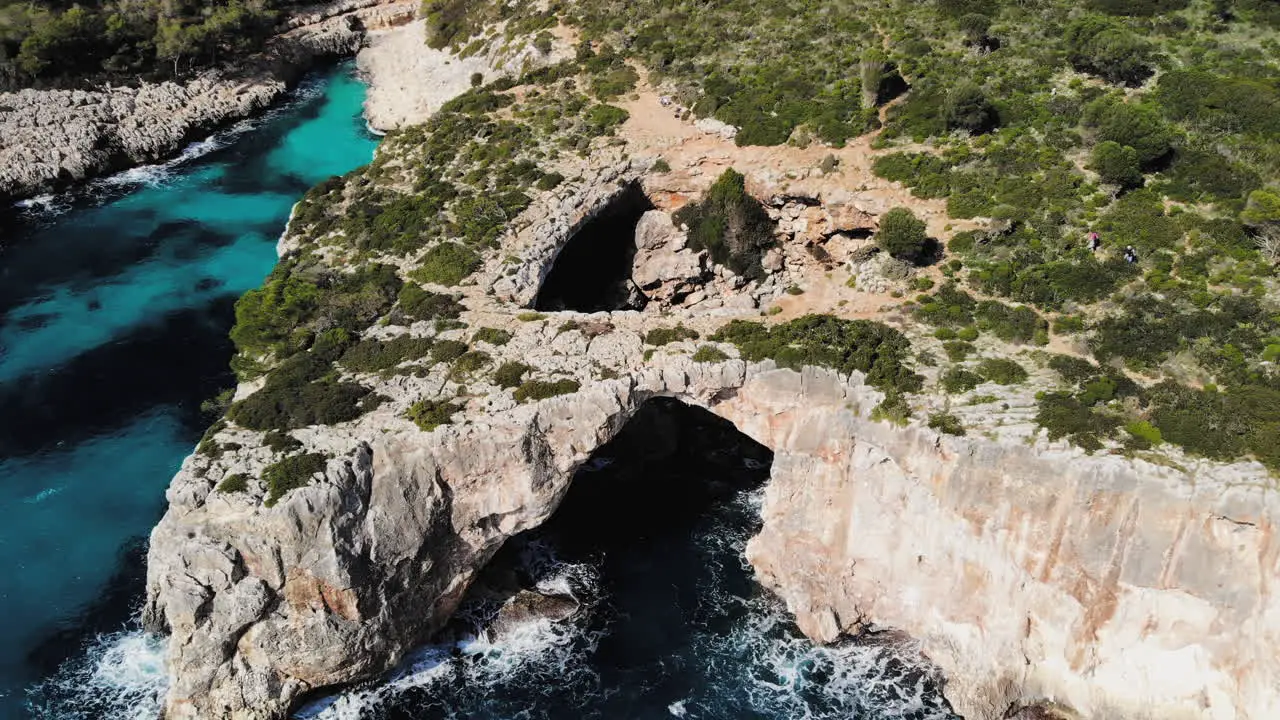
[543,397,774,546]
[533,181,654,313]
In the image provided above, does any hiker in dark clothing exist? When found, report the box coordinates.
[1124,245,1138,263]
[1087,231,1101,252]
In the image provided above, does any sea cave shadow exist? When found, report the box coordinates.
[533,181,654,313]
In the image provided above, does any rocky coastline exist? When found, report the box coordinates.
[143,150,1278,719]
[125,10,1280,720]
[0,0,413,205]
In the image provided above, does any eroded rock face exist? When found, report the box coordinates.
[728,370,1280,720]
[630,209,707,304]
[0,0,413,203]
[145,361,1280,719]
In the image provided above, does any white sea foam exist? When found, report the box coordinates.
[27,629,167,720]
[299,543,602,720]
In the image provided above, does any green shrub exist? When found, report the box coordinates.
[1082,97,1171,165]
[941,368,984,394]
[399,284,464,322]
[517,312,546,322]
[943,81,998,134]
[413,242,482,286]
[341,335,435,373]
[674,169,776,279]
[1035,392,1120,441]
[712,315,922,394]
[1048,354,1098,383]
[871,392,912,426]
[262,431,303,454]
[1091,141,1142,188]
[974,301,1045,344]
[1124,420,1163,447]
[876,207,931,264]
[957,326,980,342]
[406,398,463,432]
[514,378,581,403]
[692,345,730,362]
[431,340,469,363]
[976,357,1029,385]
[651,158,672,173]
[645,324,700,346]
[263,453,328,507]
[943,341,975,361]
[934,327,958,340]
[472,327,513,346]
[928,411,967,436]
[536,172,564,190]
[449,350,492,379]
[217,473,249,494]
[1065,17,1154,85]
[492,361,532,388]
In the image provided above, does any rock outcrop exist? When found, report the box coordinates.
[0,0,413,203]
[144,355,1279,719]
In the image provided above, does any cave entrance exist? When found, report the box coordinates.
[533,182,654,312]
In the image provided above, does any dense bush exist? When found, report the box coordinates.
[413,242,482,286]
[340,334,434,374]
[263,453,328,507]
[1148,381,1280,468]
[928,411,967,436]
[1082,98,1172,166]
[514,378,581,403]
[1064,17,1154,85]
[217,473,249,494]
[492,361,532,389]
[976,357,1029,385]
[472,327,513,346]
[974,301,1046,344]
[1091,141,1142,188]
[876,207,931,264]
[674,169,776,279]
[399,284,464,322]
[1035,392,1121,442]
[1048,354,1098,383]
[943,82,998,134]
[449,350,491,379]
[262,431,302,454]
[712,315,922,394]
[405,398,463,432]
[644,324,699,346]
[941,368,983,394]
[692,345,730,362]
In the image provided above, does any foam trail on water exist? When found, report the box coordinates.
[26,630,167,719]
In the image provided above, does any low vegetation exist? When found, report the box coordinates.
[263,453,328,507]
[513,378,581,403]
[406,399,463,432]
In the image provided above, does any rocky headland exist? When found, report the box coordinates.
[0,0,414,204]
[134,9,1280,720]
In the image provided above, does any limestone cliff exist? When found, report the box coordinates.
[145,358,1279,719]
[0,0,413,203]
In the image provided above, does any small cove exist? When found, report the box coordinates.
[0,61,378,716]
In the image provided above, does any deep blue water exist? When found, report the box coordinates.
[0,62,378,716]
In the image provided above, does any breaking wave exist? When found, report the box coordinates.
[300,489,956,720]
[26,629,167,719]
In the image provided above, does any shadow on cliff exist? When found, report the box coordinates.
[533,181,653,313]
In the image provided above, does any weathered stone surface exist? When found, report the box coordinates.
[146,359,1279,719]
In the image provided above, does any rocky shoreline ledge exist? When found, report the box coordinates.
[0,0,413,205]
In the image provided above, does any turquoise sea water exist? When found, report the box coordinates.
[0,62,377,716]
